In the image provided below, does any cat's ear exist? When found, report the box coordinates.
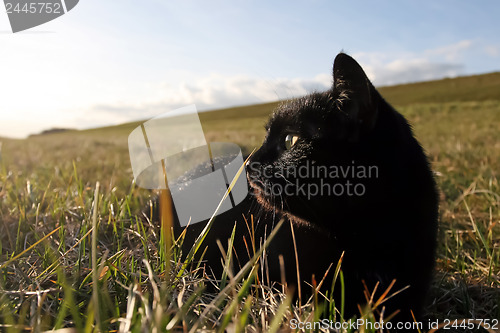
[333,53,378,132]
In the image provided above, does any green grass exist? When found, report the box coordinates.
[379,72,500,106]
[0,72,499,331]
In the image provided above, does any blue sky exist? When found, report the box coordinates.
[1,0,499,138]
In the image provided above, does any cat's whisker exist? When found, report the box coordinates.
[279,192,285,213]
[275,172,294,185]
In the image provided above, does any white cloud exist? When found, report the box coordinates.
[84,73,332,124]
[169,73,332,109]
[368,58,463,86]
[425,40,473,62]
[484,45,500,57]
[354,40,473,86]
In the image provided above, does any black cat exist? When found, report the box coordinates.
[170,53,438,322]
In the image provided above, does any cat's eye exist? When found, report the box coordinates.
[284,134,299,150]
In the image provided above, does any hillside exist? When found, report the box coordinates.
[378,71,500,106]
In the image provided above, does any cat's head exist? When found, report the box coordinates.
[247,53,386,226]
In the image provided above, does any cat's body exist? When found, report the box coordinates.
[168,53,438,321]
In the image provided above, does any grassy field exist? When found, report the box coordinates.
[0,73,499,332]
